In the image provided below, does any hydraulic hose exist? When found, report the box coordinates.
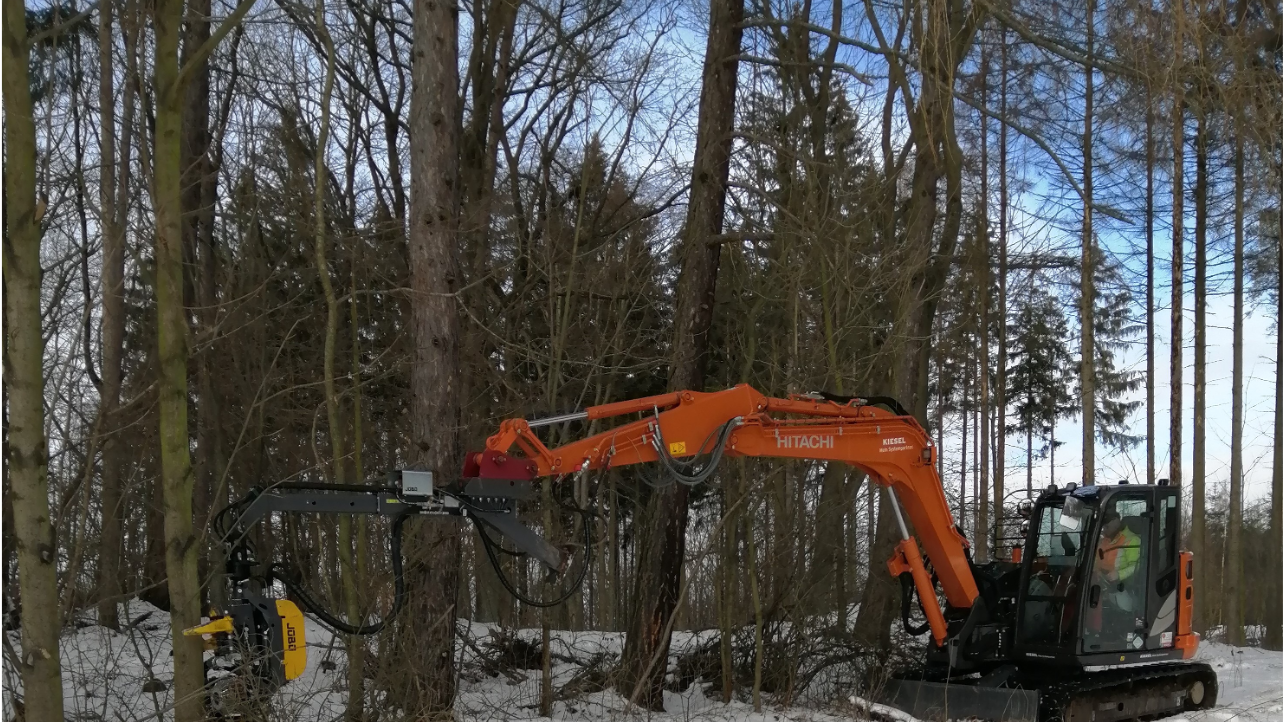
[471,505,592,608]
[899,573,932,637]
[272,510,413,636]
[649,417,739,487]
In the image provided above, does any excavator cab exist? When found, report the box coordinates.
[1014,481,1195,668]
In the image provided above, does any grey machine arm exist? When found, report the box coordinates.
[189,470,579,700]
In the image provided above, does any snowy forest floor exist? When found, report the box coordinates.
[4,601,1281,722]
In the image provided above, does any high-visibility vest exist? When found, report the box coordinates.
[1098,527,1141,582]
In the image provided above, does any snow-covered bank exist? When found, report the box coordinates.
[4,602,1281,722]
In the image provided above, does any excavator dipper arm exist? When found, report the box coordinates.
[465,384,979,647]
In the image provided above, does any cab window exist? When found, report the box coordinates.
[1083,495,1150,653]
[1018,500,1094,647]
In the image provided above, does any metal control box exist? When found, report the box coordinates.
[400,470,434,501]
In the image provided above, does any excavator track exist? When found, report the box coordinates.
[1038,662,1219,722]
[883,662,1218,722]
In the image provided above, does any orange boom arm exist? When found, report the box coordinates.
[463,384,980,647]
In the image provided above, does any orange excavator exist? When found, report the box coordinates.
[191,384,1217,722]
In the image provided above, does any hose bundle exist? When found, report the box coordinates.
[646,416,740,487]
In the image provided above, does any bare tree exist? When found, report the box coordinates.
[854,0,983,648]
[3,0,67,715]
[95,0,135,632]
[616,0,743,709]
[150,0,253,716]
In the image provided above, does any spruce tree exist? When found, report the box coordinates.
[1007,285,1075,494]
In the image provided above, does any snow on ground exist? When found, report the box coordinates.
[4,602,1281,722]
[1177,643,1283,722]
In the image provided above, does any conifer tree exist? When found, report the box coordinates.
[1007,286,1075,494]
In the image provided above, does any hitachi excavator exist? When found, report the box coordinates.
[191,384,1217,721]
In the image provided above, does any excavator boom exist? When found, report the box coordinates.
[466,384,978,644]
[466,384,1218,722]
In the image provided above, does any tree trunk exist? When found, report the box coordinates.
[1145,88,1155,485]
[1269,148,1283,652]
[309,10,364,718]
[978,42,994,550]
[1225,126,1244,646]
[1080,0,1096,487]
[810,461,846,615]
[974,402,980,538]
[616,0,742,708]
[1169,0,1185,496]
[854,492,898,650]
[1026,426,1033,496]
[3,3,67,715]
[961,370,970,525]
[181,0,227,615]
[1050,425,1057,486]
[540,477,553,716]
[718,471,737,701]
[997,29,1009,503]
[97,0,132,632]
[1192,109,1207,633]
[154,0,207,713]
[348,266,370,711]
[855,0,980,646]
[404,0,463,710]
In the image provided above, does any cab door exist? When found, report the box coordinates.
[1015,499,1094,653]
[1081,493,1151,654]
[1145,490,1181,650]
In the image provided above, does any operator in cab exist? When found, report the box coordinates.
[1097,510,1141,605]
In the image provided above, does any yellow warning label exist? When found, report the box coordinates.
[669,441,687,455]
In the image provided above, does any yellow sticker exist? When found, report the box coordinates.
[275,599,308,681]
[669,441,687,455]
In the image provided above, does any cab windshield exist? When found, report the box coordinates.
[1017,499,1096,648]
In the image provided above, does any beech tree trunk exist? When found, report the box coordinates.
[153,0,207,713]
[616,0,742,708]
[180,0,227,614]
[151,0,253,715]
[3,3,67,716]
[96,0,132,632]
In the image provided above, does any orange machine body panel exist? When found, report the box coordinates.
[1175,550,1199,659]
[469,384,981,644]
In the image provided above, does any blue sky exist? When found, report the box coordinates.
[1045,290,1280,503]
